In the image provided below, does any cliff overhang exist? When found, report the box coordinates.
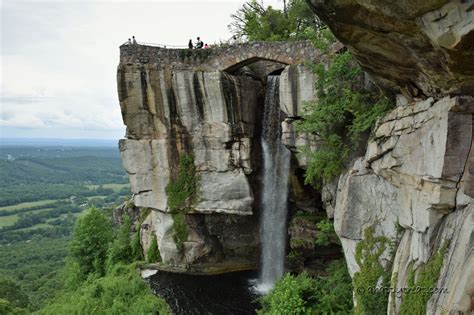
[307,0,474,99]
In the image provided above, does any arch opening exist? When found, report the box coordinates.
[225,59,287,80]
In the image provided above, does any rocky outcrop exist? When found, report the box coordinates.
[117,42,321,272]
[280,64,319,168]
[304,2,474,313]
[118,70,260,214]
[307,0,474,98]
[332,96,474,314]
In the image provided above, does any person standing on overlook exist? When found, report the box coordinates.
[195,36,203,49]
[132,36,137,44]
[127,38,132,45]
[188,39,193,49]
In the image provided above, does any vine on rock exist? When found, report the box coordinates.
[297,43,393,185]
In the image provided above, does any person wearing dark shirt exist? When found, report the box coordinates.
[195,37,203,49]
[188,39,193,49]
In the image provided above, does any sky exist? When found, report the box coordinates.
[0,0,283,140]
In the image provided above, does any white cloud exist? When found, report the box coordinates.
[1,0,284,139]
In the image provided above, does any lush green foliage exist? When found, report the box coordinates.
[106,214,133,270]
[0,144,136,312]
[353,227,392,315]
[229,0,322,41]
[0,277,29,309]
[259,260,353,314]
[147,234,162,263]
[314,219,338,246]
[0,298,28,315]
[172,213,189,251]
[316,261,354,314]
[0,237,68,310]
[297,50,393,183]
[69,207,114,277]
[165,155,198,212]
[0,146,127,206]
[0,204,80,232]
[131,229,144,261]
[39,263,171,315]
[40,208,170,314]
[286,250,304,268]
[399,243,448,315]
[259,272,318,314]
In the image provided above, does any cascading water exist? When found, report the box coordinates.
[257,75,291,293]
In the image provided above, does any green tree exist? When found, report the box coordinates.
[0,277,29,309]
[353,227,392,314]
[69,207,113,277]
[131,229,144,261]
[259,261,353,314]
[39,263,171,315]
[297,50,392,183]
[0,298,27,315]
[229,0,321,41]
[106,214,133,270]
[147,235,162,263]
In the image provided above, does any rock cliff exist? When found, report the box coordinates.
[116,3,473,311]
[307,1,474,313]
[117,42,322,273]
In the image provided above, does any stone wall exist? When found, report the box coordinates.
[119,40,320,72]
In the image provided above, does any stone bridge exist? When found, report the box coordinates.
[119,40,321,71]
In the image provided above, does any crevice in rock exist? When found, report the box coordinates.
[140,68,149,111]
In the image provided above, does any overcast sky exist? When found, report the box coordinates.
[0,0,283,140]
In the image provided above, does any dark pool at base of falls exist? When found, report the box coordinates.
[147,271,261,315]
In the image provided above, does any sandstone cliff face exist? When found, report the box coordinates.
[331,96,473,313]
[308,0,474,98]
[307,1,474,313]
[117,43,319,272]
[118,69,259,214]
[118,65,262,270]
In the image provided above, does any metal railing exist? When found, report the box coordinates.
[121,40,244,49]
[122,41,203,49]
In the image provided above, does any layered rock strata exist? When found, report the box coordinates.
[308,0,474,98]
[117,43,319,272]
[332,96,473,314]
[307,1,474,313]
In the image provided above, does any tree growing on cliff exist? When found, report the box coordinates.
[106,214,133,270]
[69,207,113,277]
[146,235,162,263]
[229,0,322,41]
[296,49,393,184]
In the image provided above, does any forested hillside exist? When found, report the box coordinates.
[0,142,133,312]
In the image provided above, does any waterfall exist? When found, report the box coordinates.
[257,75,291,293]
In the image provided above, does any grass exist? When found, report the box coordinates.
[0,199,58,212]
[85,183,130,192]
[86,195,107,200]
[16,223,53,232]
[0,214,19,227]
[0,207,69,229]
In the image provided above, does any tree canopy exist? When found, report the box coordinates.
[228,0,323,41]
